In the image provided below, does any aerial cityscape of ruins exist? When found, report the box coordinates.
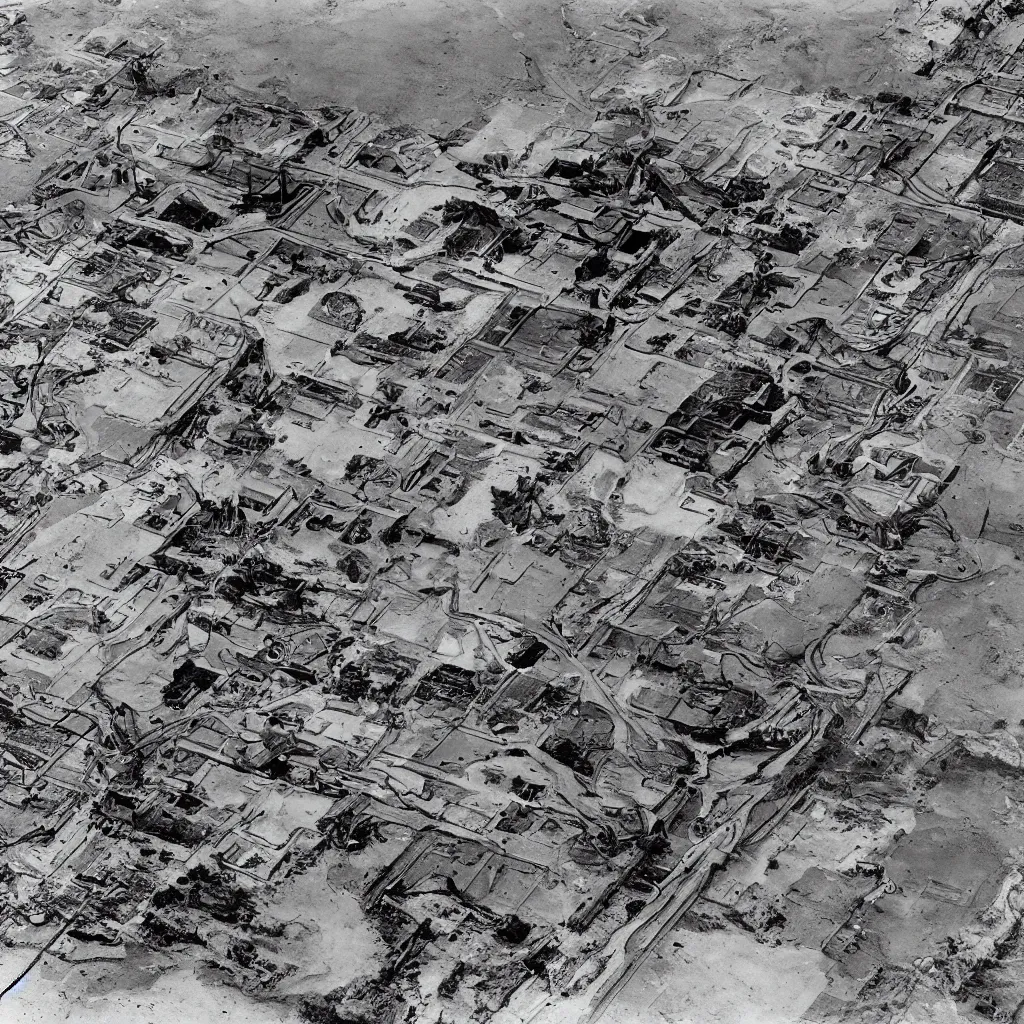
[1,0,1024,1021]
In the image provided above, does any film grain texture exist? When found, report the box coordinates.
[0,1,1022,1023]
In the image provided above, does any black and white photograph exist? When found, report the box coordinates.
[0,1,1022,1022]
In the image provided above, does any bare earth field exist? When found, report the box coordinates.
[21,0,912,129]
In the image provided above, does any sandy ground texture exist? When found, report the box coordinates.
[19,0,916,131]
